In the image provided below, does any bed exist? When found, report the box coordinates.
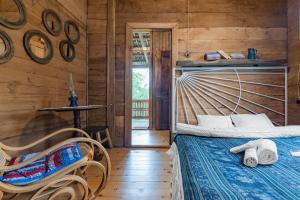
[170,65,300,200]
[171,134,300,200]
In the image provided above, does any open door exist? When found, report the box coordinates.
[126,24,175,147]
[152,30,172,130]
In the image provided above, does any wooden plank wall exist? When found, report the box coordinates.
[87,0,108,127]
[111,0,288,146]
[288,0,300,124]
[0,0,87,146]
[87,0,116,145]
[58,0,87,23]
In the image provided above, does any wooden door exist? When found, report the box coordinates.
[152,30,172,130]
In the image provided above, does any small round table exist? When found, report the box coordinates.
[38,105,107,136]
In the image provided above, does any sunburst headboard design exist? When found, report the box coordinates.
[172,66,288,132]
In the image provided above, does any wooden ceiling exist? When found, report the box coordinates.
[132,32,151,68]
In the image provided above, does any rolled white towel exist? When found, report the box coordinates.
[257,139,278,165]
[244,147,258,168]
[230,139,264,154]
[291,151,300,157]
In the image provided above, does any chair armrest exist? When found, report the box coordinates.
[0,128,90,152]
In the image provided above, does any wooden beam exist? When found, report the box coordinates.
[138,33,150,65]
[107,0,116,143]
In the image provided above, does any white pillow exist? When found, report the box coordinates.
[197,115,234,128]
[231,114,274,129]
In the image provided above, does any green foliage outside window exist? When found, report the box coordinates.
[132,69,149,100]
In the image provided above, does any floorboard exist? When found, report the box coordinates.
[88,148,172,200]
[131,130,170,146]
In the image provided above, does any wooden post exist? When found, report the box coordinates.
[107,0,116,144]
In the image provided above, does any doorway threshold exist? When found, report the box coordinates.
[131,130,170,147]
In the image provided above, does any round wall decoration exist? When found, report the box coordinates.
[59,40,75,62]
[0,0,26,30]
[64,20,80,44]
[23,30,53,64]
[0,30,14,64]
[42,9,62,36]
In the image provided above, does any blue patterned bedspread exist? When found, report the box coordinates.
[175,134,300,200]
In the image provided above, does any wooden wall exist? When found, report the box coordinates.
[87,0,108,127]
[0,0,87,145]
[110,0,288,146]
[87,0,116,145]
[288,0,300,124]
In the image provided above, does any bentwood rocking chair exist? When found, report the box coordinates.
[0,128,111,200]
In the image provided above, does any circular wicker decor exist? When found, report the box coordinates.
[0,30,14,64]
[42,9,62,36]
[64,20,80,44]
[23,30,53,64]
[59,40,75,62]
[0,0,26,30]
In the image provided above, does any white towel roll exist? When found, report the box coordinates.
[291,151,300,157]
[257,139,278,165]
[244,147,258,168]
[230,139,264,154]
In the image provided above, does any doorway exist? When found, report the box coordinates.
[131,31,151,130]
[125,23,178,147]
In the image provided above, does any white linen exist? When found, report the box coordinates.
[197,115,234,128]
[244,147,258,168]
[256,139,278,165]
[231,114,274,129]
[176,123,300,138]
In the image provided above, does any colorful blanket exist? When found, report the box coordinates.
[0,143,82,186]
[175,134,300,200]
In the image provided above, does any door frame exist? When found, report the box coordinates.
[124,22,178,147]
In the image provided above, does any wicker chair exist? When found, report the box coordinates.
[0,128,111,200]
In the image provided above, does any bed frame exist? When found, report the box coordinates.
[172,66,288,132]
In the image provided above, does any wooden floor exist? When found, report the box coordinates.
[131,130,170,146]
[88,148,172,200]
[2,148,171,200]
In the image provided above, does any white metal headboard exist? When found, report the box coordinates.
[172,66,288,132]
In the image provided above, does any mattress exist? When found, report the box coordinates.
[174,134,300,200]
